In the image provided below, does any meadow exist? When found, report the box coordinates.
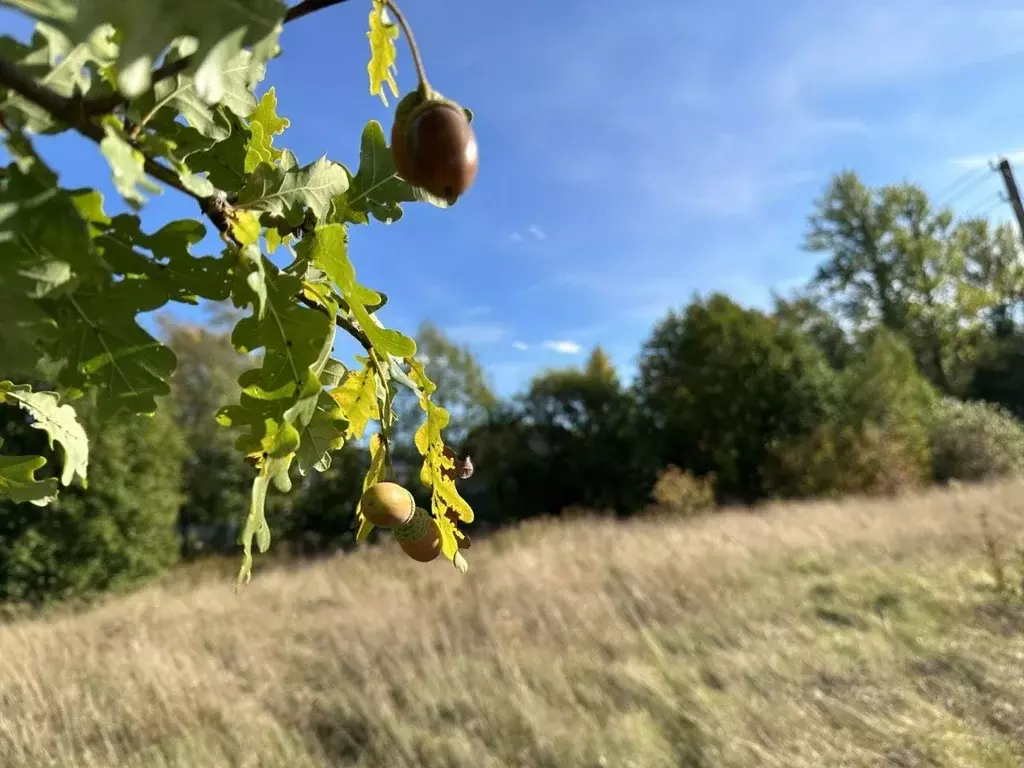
[2,481,1024,767]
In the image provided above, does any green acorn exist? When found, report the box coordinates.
[390,85,478,205]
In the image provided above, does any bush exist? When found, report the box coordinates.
[928,398,1024,484]
[764,422,927,499]
[646,465,716,516]
[0,398,186,606]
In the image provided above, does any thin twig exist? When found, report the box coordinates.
[382,0,430,91]
[284,0,354,24]
[297,294,372,352]
[0,59,197,199]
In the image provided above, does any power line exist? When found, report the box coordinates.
[962,192,1005,219]
[933,165,987,207]
[940,168,995,210]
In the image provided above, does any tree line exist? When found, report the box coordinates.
[5,169,1024,606]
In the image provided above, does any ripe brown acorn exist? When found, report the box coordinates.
[393,506,442,562]
[391,88,478,205]
[359,482,416,528]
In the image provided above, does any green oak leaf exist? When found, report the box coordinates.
[236,155,350,225]
[0,439,58,506]
[0,381,88,487]
[46,277,177,418]
[0,140,98,292]
[296,392,348,474]
[130,40,263,141]
[366,0,398,105]
[217,366,320,461]
[230,260,332,391]
[95,214,233,304]
[297,223,417,357]
[236,452,291,586]
[0,25,117,132]
[99,119,162,209]
[146,110,251,193]
[3,0,288,103]
[333,120,449,225]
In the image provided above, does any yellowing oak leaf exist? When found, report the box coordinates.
[366,0,399,105]
[330,358,380,440]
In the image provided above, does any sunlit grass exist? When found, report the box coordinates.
[2,480,1024,766]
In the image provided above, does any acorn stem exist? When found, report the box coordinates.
[384,0,431,93]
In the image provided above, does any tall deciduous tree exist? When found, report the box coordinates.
[521,347,646,514]
[159,313,254,557]
[635,294,837,503]
[805,171,1019,394]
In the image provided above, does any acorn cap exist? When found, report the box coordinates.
[396,508,442,563]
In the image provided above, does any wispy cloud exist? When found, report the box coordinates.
[509,224,547,243]
[543,340,581,355]
[458,304,492,319]
[949,149,1024,170]
[501,0,1024,230]
[443,322,509,345]
[511,340,529,351]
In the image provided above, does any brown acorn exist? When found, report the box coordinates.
[393,506,442,562]
[359,482,416,528]
[391,88,478,205]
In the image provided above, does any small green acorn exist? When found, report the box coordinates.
[391,86,478,205]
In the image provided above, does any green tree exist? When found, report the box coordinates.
[0,396,186,606]
[518,347,647,514]
[635,294,837,503]
[968,330,1024,420]
[159,313,254,556]
[764,328,937,498]
[0,0,483,581]
[772,290,853,370]
[805,171,1013,394]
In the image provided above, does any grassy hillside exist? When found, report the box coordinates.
[2,482,1024,767]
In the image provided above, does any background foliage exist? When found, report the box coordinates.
[3,3,1024,607]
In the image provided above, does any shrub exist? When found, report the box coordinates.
[0,398,186,606]
[647,465,716,517]
[928,397,1024,484]
[764,421,927,499]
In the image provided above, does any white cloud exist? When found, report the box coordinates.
[512,340,529,351]
[543,340,581,355]
[509,224,547,243]
[443,322,509,345]
[500,0,1024,228]
[950,149,1024,170]
[459,304,492,319]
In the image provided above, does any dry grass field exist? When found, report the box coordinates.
[2,481,1024,767]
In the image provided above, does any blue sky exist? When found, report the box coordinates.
[7,0,1024,396]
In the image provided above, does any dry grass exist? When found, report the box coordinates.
[3,481,1024,767]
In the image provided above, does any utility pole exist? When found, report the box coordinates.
[996,157,1024,247]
